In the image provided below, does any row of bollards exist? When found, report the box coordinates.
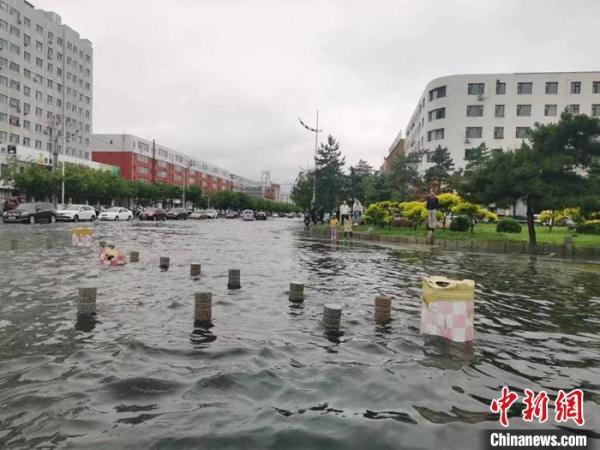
[76,284,393,333]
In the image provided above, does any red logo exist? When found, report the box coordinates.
[490,387,585,427]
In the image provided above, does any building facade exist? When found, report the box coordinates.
[405,72,600,169]
[91,133,260,193]
[380,131,404,174]
[0,0,93,163]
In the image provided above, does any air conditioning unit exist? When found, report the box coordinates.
[477,94,486,101]
[17,20,22,25]
[464,138,471,144]
[24,42,28,46]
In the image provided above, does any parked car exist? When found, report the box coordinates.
[241,209,254,221]
[189,209,208,220]
[57,204,97,222]
[225,210,237,219]
[99,207,134,221]
[139,207,167,221]
[205,209,219,219]
[286,212,295,218]
[255,211,267,221]
[166,207,189,220]
[2,202,57,224]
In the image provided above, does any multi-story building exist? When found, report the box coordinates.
[91,133,260,193]
[0,0,93,162]
[405,72,600,169]
[380,131,404,174]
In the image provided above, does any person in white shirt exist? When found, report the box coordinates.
[352,199,363,225]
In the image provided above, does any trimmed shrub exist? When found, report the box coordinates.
[392,217,412,228]
[496,218,522,233]
[576,219,600,234]
[450,215,470,232]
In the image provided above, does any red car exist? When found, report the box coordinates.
[139,207,167,221]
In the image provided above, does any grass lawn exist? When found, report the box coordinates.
[349,223,600,248]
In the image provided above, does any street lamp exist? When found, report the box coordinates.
[298,111,322,217]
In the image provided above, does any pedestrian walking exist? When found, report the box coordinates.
[343,216,353,239]
[352,198,364,225]
[426,191,439,230]
[329,213,338,241]
[340,200,351,226]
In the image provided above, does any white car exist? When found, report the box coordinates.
[57,204,96,222]
[205,209,219,219]
[189,210,208,219]
[240,209,254,221]
[99,207,133,221]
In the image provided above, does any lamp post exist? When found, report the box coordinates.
[298,111,322,217]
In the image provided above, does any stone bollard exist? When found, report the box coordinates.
[374,295,392,325]
[46,237,54,249]
[99,240,107,248]
[228,269,241,289]
[289,282,304,302]
[190,263,201,276]
[159,256,170,270]
[10,240,18,251]
[77,287,97,316]
[564,236,575,257]
[322,304,342,331]
[194,292,212,326]
[130,251,140,263]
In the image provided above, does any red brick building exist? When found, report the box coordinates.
[91,134,257,193]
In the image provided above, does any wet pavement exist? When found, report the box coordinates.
[0,218,599,449]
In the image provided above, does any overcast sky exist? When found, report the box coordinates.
[34,0,600,186]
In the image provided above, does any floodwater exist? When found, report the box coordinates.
[0,218,598,449]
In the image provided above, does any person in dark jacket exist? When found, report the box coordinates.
[426,192,439,230]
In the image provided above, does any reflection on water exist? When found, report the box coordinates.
[0,220,598,449]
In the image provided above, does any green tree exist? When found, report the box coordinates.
[436,192,461,230]
[290,170,314,211]
[424,146,454,192]
[459,113,600,248]
[389,150,424,201]
[451,201,480,234]
[314,135,345,212]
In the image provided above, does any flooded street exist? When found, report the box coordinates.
[0,219,599,449]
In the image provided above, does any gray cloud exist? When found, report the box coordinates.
[35,0,600,186]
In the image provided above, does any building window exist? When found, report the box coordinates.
[516,127,531,138]
[466,105,484,117]
[465,127,483,139]
[428,86,446,101]
[592,105,600,117]
[544,104,557,116]
[428,107,445,121]
[570,81,581,94]
[23,137,30,146]
[427,128,445,141]
[545,82,558,94]
[593,82,600,94]
[516,104,532,116]
[467,83,485,95]
[494,127,504,139]
[517,82,533,94]
[495,104,505,118]
[35,140,42,149]
[496,81,506,95]
[566,104,580,115]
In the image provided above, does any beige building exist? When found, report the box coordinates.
[380,132,404,173]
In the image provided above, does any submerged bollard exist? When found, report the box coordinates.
[77,287,97,316]
[322,304,342,331]
[228,269,241,289]
[99,240,107,248]
[374,295,392,325]
[46,237,54,249]
[289,282,304,302]
[426,230,434,245]
[564,236,575,257]
[10,240,18,251]
[194,292,212,326]
[130,251,140,263]
[190,263,201,276]
[159,256,170,270]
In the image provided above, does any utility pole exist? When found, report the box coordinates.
[298,111,322,217]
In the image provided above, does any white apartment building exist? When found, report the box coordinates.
[405,72,600,169]
[0,0,93,163]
